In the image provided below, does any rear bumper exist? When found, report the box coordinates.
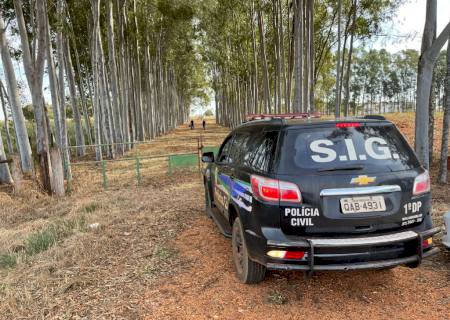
[246,227,441,272]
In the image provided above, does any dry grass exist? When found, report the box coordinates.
[0,119,229,318]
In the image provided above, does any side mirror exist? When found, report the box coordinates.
[202,152,215,163]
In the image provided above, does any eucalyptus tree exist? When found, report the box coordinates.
[438,42,450,184]
[0,80,13,154]
[56,0,72,179]
[0,12,33,174]
[414,0,450,168]
[64,40,86,156]
[106,0,123,154]
[13,0,56,191]
[0,122,12,183]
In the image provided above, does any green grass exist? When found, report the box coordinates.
[25,228,58,255]
[0,216,87,270]
[0,254,17,269]
[82,202,100,214]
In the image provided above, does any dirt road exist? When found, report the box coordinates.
[0,116,449,319]
[142,215,450,320]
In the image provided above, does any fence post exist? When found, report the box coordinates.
[64,158,72,192]
[168,155,172,175]
[101,160,108,190]
[197,137,201,173]
[135,155,141,186]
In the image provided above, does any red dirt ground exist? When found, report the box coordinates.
[142,216,450,320]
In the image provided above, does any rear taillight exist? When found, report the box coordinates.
[251,175,302,203]
[422,238,433,249]
[267,250,307,260]
[336,122,361,128]
[413,171,431,196]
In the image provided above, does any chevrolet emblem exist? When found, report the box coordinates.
[351,175,376,186]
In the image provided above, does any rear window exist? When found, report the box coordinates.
[278,124,420,174]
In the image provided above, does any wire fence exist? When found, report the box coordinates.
[65,136,220,190]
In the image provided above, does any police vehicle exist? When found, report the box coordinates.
[202,113,440,284]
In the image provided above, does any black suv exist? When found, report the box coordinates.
[202,115,440,284]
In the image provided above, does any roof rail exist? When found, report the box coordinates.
[245,112,321,122]
[363,115,386,121]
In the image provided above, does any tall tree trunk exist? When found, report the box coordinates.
[438,41,450,184]
[335,0,342,117]
[307,0,314,112]
[45,13,62,149]
[257,8,271,114]
[250,2,259,114]
[57,0,72,180]
[425,4,437,164]
[272,0,282,113]
[0,81,13,154]
[302,0,308,112]
[107,0,124,154]
[64,40,86,156]
[133,0,145,140]
[414,0,450,168]
[14,0,53,192]
[119,0,131,147]
[0,13,33,174]
[293,0,303,113]
[90,0,103,161]
[0,122,12,184]
[286,2,294,113]
[343,0,357,116]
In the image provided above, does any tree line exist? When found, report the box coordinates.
[0,0,449,193]
[200,0,450,182]
[199,0,404,127]
[0,0,205,194]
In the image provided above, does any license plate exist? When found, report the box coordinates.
[340,196,386,214]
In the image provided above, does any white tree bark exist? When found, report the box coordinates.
[0,123,12,184]
[133,0,145,140]
[14,0,54,192]
[45,12,62,148]
[438,40,450,183]
[293,0,303,113]
[414,5,450,168]
[0,80,14,154]
[56,0,72,180]
[107,0,124,154]
[90,0,103,161]
[64,40,86,156]
[335,0,342,117]
[0,13,33,174]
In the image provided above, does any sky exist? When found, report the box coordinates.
[0,1,449,119]
[370,0,450,52]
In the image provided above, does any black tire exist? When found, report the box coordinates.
[405,261,420,268]
[232,217,266,284]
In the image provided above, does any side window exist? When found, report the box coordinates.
[231,132,251,167]
[217,136,234,164]
[246,131,279,173]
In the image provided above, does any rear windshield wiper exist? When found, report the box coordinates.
[318,165,364,172]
